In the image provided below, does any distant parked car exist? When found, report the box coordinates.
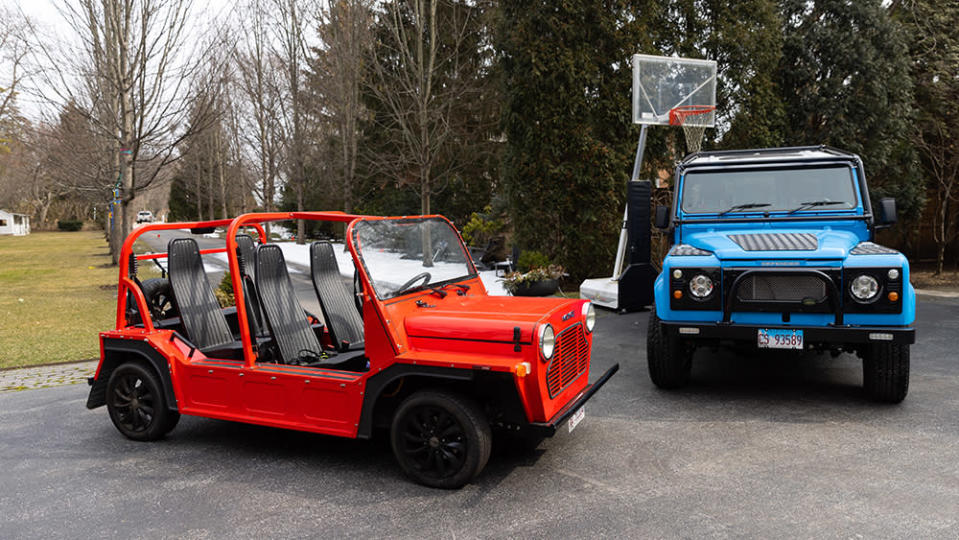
[136,211,154,223]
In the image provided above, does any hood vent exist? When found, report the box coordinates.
[728,233,818,251]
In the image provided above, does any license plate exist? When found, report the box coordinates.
[757,328,804,350]
[568,406,586,433]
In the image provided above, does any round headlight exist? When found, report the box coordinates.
[850,274,879,301]
[672,269,683,279]
[539,324,555,360]
[888,268,900,280]
[688,274,714,298]
[582,303,596,333]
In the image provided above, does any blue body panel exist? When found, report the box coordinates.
[655,153,915,335]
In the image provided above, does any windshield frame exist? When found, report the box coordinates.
[678,163,862,218]
[348,216,478,300]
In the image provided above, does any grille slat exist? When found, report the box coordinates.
[544,324,589,398]
[736,275,827,302]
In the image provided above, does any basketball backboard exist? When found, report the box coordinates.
[632,54,717,127]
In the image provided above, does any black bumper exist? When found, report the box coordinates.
[661,322,915,345]
[529,363,619,437]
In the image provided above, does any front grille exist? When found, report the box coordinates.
[545,324,589,398]
[736,275,827,302]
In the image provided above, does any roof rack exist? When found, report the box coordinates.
[680,145,857,165]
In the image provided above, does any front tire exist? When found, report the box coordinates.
[106,362,179,441]
[646,306,693,389]
[390,390,491,489]
[862,343,909,403]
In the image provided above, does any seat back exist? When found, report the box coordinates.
[310,241,364,351]
[234,234,265,337]
[255,244,322,363]
[167,238,234,350]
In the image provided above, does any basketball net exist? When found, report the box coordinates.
[669,105,715,155]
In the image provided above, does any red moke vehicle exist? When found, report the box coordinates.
[87,212,618,488]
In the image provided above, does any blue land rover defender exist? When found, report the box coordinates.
[647,146,915,403]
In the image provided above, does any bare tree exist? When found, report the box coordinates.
[235,0,285,227]
[367,0,488,217]
[310,0,374,217]
[271,0,314,243]
[25,0,209,261]
[0,7,30,147]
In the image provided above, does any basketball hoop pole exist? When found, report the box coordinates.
[612,124,648,280]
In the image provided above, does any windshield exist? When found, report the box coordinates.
[681,165,858,214]
[351,217,475,299]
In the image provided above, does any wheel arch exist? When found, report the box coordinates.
[86,338,178,412]
[357,364,527,439]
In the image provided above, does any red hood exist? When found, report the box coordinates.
[404,295,581,343]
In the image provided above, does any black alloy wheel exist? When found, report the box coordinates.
[391,390,491,489]
[106,362,179,441]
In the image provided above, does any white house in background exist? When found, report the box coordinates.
[0,210,30,236]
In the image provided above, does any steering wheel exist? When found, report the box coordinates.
[395,272,431,295]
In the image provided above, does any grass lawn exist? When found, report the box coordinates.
[0,231,118,369]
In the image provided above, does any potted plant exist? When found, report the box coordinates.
[502,252,565,296]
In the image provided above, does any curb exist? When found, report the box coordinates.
[915,288,959,299]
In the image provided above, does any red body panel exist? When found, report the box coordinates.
[95,212,597,439]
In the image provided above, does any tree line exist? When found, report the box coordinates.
[0,0,955,275]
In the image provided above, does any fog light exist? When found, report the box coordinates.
[888,291,899,302]
[673,290,683,299]
[888,268,900,280]
[672,269,683,279]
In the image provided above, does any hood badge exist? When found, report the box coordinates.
[562,310,575,321]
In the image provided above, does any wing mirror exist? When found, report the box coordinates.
[877,198,897,227]
[654,205,670,229]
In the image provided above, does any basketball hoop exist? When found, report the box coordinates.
[669,105,715,154]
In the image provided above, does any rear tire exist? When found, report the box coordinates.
[646,306,693,389]
[390,390,491,489]
[863,343,909,403]
[106,362,179,441]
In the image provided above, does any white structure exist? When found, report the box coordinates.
[0,210,31,236]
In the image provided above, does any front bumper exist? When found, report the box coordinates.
[661,322,915,345]
[528,363,619,436]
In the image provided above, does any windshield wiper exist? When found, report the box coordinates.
[787,200,846,214]
[442,283,470,295]
[718,203,771,216]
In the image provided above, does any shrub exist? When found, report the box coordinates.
[57,220,83,232]
[517,250,551,273]
[215,272,235,308]
[461,206,506,247]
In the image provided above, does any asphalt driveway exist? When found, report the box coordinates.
[1,295,957,538]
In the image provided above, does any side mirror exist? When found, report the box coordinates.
[877,197,897,226]
[654,205,670,229]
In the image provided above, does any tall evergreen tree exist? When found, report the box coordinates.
[778,0,921,218]
[499,0,662,280]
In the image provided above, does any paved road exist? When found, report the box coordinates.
[2,296,958,538]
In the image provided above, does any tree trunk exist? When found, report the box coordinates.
[217,130,228,217]
[420,170,433,267]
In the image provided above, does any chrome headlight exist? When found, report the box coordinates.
[582,302,596,333]
[688,274,714,298]
[539,324,555,360]
[850,274,879,301]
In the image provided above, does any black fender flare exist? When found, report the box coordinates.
[356,364,474,439]
[86,338,178,412]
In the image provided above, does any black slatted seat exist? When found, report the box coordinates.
[235,234,266,337]
[255,244,366,371]
[310,241,364,352]
[167,238,237,355]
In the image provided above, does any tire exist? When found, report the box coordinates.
[390,390,492,489]
[646,306,693,389]
[139,278,177,320]
[106,362,179,441]
[862,343,909,403]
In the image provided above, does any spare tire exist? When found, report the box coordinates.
[127,278,177,326]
